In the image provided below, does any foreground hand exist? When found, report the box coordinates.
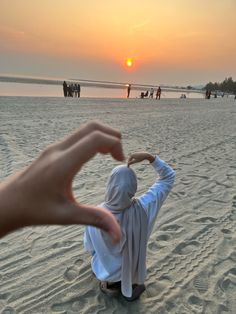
[127,152,155,167]
[0,121,124,241]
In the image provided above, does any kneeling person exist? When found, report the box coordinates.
[84,152,175,301]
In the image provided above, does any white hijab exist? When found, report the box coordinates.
[100,165,148,297]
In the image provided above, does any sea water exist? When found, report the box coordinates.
[0,82,204,99]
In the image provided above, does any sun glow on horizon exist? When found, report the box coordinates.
[126,58,133,68]
[0,1,235,82]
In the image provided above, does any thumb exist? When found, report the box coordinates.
[66,202,121,243]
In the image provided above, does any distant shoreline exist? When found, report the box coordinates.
[0,74,206,98]
[0,74,203,93]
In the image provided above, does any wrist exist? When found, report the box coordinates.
[146,154,155,163]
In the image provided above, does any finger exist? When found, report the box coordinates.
[128,159,138,166]
[127,155,133,163]
[57,121,122,150]
[127,155,136,164]
[62,131,125,176]
[128,156,137,164]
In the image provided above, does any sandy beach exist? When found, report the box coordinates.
[0,96,236,314]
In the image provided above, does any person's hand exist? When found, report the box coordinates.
[0,121,124,241]
[127,152,155,167]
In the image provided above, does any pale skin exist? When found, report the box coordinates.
[0,121,125,241]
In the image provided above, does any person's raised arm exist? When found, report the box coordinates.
[127,152,155,166]
[129,152,175,234]
[0,121,124,241]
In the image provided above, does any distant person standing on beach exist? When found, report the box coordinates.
[78,84,81,98]
[74,84,78,97]
[72,84,76,97]
[127,84,131,98]
[205,90,211,99]
[156,87,161,99]
[149,88,154,98]
[63,81,68,97]
[68,84,73,97]
[84,152,175,301]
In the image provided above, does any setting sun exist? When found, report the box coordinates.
[126,58,133,67]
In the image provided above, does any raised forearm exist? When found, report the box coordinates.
[128,152,155,166]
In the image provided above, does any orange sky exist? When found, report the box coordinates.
[0,0,235,85]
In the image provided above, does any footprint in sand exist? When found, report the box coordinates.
[1,307,16,314]
[232,196,236,208]
[148,241,163,251]
[74,258,83,267]
[193,273,209,294]
[221,228,232,239]
[217,304,230,313]
[51,299,73,313]
[174,241,200,255]
[193,216,217,224]
[156,234,170,242]
[64,265,80,282]
[198,189,212,196]
[180,177,191,185]
[216,234,235,260]
[221,228,232,235]
[147,275,172,297]
[229,251,236,262]
[30,237,45,255]
[219,268,236,295]
[162,224,183,232]
[230,209,236,221]
[187,295,204,313]
[51,241,74,250]
[0,293,10,301]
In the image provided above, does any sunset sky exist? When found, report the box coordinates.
[0,0,235,86]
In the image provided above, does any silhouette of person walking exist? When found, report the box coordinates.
[63,81,68,97]
[127,84,131,98]
[156,87,161,99]
[149,88,154,98]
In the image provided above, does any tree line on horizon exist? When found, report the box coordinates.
[204,77,236,94]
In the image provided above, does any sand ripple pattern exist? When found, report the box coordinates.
[0,97,235,313]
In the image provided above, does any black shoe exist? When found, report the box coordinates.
[123,284,146,302]
[99,281,121,297]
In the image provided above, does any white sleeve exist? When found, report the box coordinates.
[84,226,95,253]
[138,157,175,235]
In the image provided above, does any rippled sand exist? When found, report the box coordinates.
[0,96,236,313]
